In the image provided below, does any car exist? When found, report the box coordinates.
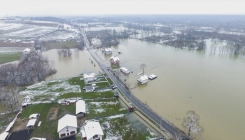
[111,85,117,89]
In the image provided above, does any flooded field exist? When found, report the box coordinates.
[94,39,245,140]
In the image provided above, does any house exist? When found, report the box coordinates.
[0,132,9,140]
[26,119,37,129]
[76,100,86,117]
[83,86,95,92]
[57,114,77,139]
[30,137,46,140]
[104,48,112,55]
[23,48,31,53]
[110,56,120,65]
[29,114,40,119]
[137,75,148,84]
[120,67,130,74]
[83,73,97,83]
[80,120,104,140]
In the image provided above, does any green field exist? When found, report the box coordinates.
[0,52,22,64]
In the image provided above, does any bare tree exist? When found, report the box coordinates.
[140,63,147,75]
[183,110,203,136]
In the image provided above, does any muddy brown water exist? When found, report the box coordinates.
[7,38,245,140]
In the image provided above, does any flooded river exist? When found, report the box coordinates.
[42,39,245,140]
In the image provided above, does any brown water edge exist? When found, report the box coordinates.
[93,39,245,140]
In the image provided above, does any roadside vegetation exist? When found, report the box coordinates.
[42,40,78,50]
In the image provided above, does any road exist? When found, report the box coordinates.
[79,27,191,140]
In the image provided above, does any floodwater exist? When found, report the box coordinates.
[41,39,245,140]
[43,49,102,80]
[95,39,245,140]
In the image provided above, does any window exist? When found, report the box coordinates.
[93,135,98,138]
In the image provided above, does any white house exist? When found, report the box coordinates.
[26,119,37,129]
[80,120,104,140]
[29,114,40,119]
[83,73,97,83]
[57,114,77,139]
[76,100,86,117]
[120,67,130,74]
[23,48,31,53]
[137,75,148,84]
[104,48,112,55]
[30,137,46,140]
[110,56,120,65]
[0,132,9,140]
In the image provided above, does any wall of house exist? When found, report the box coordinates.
[59,126,77,138]
[88,135,103,140]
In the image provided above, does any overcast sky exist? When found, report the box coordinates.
[0,0,245,17]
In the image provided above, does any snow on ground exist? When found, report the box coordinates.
[19,78,81,102]
[94,108,106,114]
[0,22,24,31]
[106,114,125,119]
[88,101,119,107]
[39,31,77,41]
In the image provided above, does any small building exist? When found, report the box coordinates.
[120,67,130,74]
[29,114,40,119]
[83,73,97,83]
[114,89,119,98]
[26,119,37,129]
[76,100,86,117]
[137,75,148,84]
[57,114,77,139]
[110,56,120,65]
[30,137,46,140]
[80,120,104,140]
[104,48,112,55]
[23,48,31,53]
[0,132,9,140]
[83,86,95,92]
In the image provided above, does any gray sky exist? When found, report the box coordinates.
[0,0,245,17]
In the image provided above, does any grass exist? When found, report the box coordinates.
[43,40,78,50]
[0,52,22,64]
[111,65,120,69]
[81,91,114,99]
[56,92,81,101]
[68,75,85,89]
[93,82,110,88]
[20,103,75,139]
[107,78,113,85]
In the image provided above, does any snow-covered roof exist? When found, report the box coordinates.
[0,132,9,140]
[76,100,86,115]
[111,56,120,62]
[57,114,77,132]
[23,48,30,53]
[5,121,15,132]
[105,48,112,52]
[138,75,148,81]
[29,113,39,119]
[84,73,96,79]
[81,120,104,139]
[26,119,37,127]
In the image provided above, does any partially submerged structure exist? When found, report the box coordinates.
[104,48,112,54]
[80,120,104,140]
[137,75,148,84]
[76,100,86,117]
[120,67,130,74]
[110,56,120,65]
[57,114,77,139]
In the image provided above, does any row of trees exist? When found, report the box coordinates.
[0,51,56,86]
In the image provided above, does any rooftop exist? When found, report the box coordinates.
[76,100,86,115]
[81,120,104,140]
[57,114,77,132]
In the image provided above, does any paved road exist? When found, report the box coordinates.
[80,27,191,140]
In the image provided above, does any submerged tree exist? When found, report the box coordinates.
[140,63,147,75]
[183,110,203,136]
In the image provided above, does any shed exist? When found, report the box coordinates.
[57,114,77,139]
[83,86,95,92]
[26,119,37,129]
[29,114,40,119]
[76,100,86,117]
